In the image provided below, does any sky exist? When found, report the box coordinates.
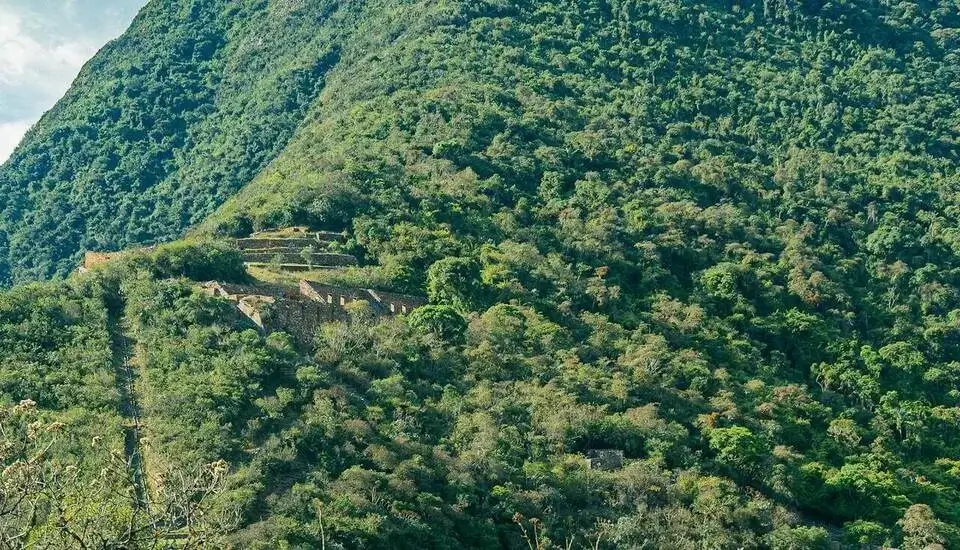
[0,0,148,162]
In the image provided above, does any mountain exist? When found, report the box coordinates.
[2,0,960,547]
[0,0,345,283]
[0,0,147,161]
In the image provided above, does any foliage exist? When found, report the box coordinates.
[1,0,960,546]
[408,304,468,343]
[144,240,247,282]
[0,0,344,283]
[0,275,238,547]
[0,400,236,548]
[427,257,485,312]
[706,425,769,479]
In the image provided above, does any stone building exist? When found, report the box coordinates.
[585,450,625,471]
[201,279,427,348]
[203,281,297,301]
[299,281,426,316]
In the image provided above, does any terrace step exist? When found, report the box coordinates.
[239,252,358,266]
[236,238,323,250]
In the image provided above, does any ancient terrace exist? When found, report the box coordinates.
[78,226,428,347]
[221,228,427,343]
[235,226,357,271]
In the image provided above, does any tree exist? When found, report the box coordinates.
[0,400,238,548]
[427,257,484,312]
[766,525,829,550]
[707,426,769,479]
[899,504,945,550]
[301,244,317,269]
[408,305,467,343]
[842,520,892,547]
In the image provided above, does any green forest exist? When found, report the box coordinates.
[2,0,960,547]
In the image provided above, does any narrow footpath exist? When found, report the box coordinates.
[107,309,150,513]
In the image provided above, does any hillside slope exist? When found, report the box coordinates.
[2,0,960,548]
[0,0,353,284]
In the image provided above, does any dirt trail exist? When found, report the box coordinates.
[108,311,150,513]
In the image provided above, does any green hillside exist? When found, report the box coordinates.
[0,0,348,284]
[2,0,960,547]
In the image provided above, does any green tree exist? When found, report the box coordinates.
[301,244,317,269]
[0,400,237,548]
[707,426,769,479]
[408,305,467,343]
[899,504,946,550]
[427,256,484,312]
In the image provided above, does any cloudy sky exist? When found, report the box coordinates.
[0,0,147,162]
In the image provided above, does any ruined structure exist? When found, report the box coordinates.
[85,228,426,347]
[78,246,157,273]
[81,251,124,272]
[79,228,356,274]
[202,279,426,347]
[204,281,298,301]
[585,450,625,471]
[299,281,426,316]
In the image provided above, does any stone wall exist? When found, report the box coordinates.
[299,281,426,316]
[237,295,273,329]
[240,251,358,267]
[261,298,342,344]
[83,251,124,270]
[234,227,355,270]
[203,281,297,300]
[585,450,625,471]
[235,238,320,250]
[298,281,368,308]
[249,227,346,242]
[203,279,427,348]
[80,246,157,271]
[363,288,428,315]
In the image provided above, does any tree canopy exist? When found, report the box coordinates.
[0,0,959,547]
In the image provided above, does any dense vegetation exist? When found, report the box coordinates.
[205,0,960,541]
[0,0,347,283]
[4,234,960,548]
[0,267,233,546]
[2,0,960,547]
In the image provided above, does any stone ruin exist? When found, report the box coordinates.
[81,251,123,271]
[202,280,427,347]
[299,281,426,317]
[235,228,358,271]
[78,246,157,273]
[79,228,428,348]
[78,228,356,275]
[585,449,625,471]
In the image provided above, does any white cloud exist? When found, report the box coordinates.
[0,1,146,162]
[0,4,97,161]
[0,9,33,82]
[0,120,31,162]
[0,6,97,99]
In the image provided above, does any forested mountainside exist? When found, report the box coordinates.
[0,0,348,284]
[3,0,960,548]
